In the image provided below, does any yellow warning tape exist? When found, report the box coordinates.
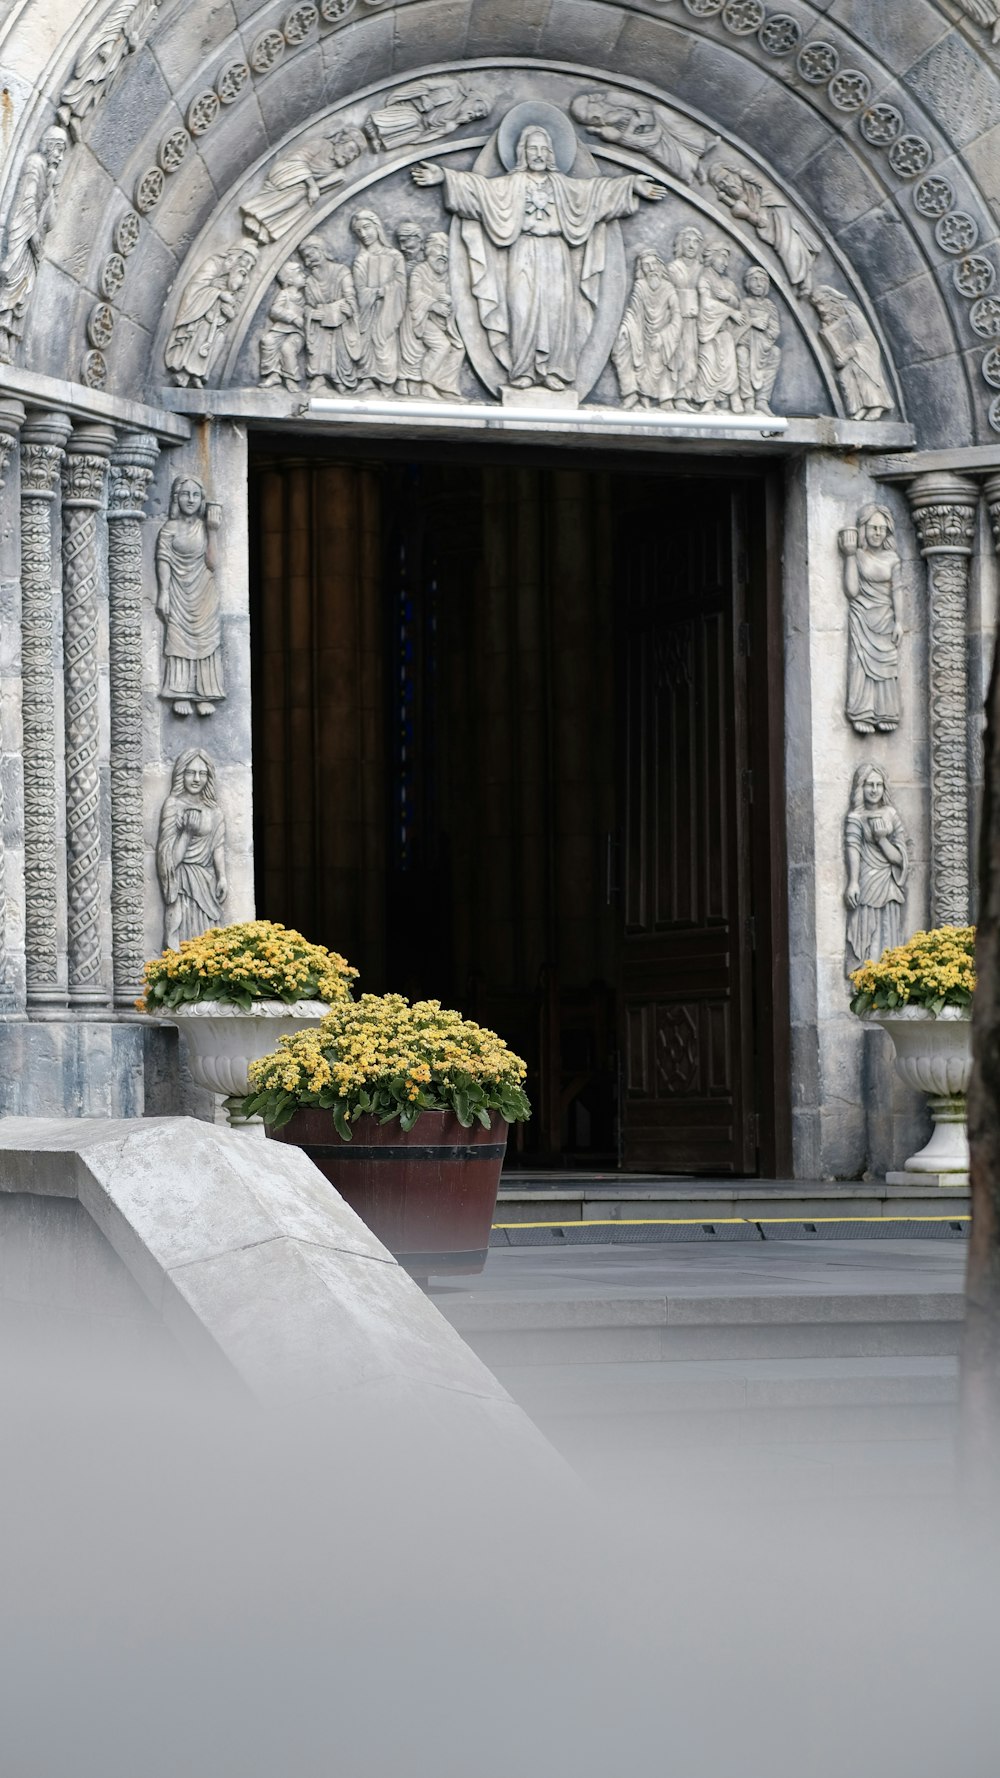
[491,1214,970,1230]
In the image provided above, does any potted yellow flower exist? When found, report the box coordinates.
[138,920,358,1121]
[850,924,975,1186]
[239,994,531,1277]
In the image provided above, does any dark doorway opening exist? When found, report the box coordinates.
[250,442,790,1176]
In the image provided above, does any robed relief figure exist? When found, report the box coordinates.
[839,505,903,734]
[844,763,908,977]
[157,750,228,950]
[412,121,664,390]
[155,477,225,717]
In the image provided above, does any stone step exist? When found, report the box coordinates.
[494,1178,971,1232]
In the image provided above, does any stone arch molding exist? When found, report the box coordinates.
[152,64,897,421]
[3,0,1000,438]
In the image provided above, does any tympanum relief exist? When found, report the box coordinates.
[57,0,160,141]
[177,76,895,421]
[155,478,225,717]
[844,764,909,978]
[839,506,904,735]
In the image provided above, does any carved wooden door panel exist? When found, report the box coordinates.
[618,481,757,1175]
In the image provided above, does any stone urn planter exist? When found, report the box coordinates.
[268,1107,509,1280]
[869,1005,972,1187]
[170,1000,329,1123]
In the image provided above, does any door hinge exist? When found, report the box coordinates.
[741,767,754,804]
[738,620,752,657]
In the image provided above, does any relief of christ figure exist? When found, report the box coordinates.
[412,123,664,391]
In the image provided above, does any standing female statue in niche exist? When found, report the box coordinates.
[155,477,225,718]
[838,504,903,735]
[844,762,909,977]
[156,750,228,950]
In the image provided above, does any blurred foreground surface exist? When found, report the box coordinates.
[1,1236,995,1778]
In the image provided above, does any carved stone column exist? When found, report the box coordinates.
[984,471,1000,559]
[20,410,71,1007]
[907,472,980,927]
[61,423,114,1007]
[0,399,25,1010]
[107,432,157,1007]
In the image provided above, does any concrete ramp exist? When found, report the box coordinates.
[0,1116,561,1475]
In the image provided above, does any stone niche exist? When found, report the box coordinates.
[157,64,890,422]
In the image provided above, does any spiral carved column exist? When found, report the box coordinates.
[0,400,25,1010]
[107,432,157,1007]
[21,411,71,1007]
[62,424,114,1007]
[907,472,980,929]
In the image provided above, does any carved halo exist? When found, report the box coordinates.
[496,100,578,172]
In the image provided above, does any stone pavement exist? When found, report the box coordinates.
[432,1239,967,1500]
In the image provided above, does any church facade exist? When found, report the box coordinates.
[0,0,998,1179]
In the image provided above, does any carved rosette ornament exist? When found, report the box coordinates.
[907,472,980,929]
[20,414,71,1006]
[108,433,158,1006]
[62,426,114,1006]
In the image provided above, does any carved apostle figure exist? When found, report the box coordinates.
[839,504,903,735]
[663,225,704,409]
[165,243,258,387]
[156,477,225,718]
[413,124,664,391]
[157,750,228,950]
[613,251,682,407]
[735,266,781,413]
[240,129,365,244]
[57,0,158,138]
[0,126,68,362]
[810,285,893,420]
[953,0,1000,42]
[395,219,427,393]
[364,77,490,153]
[350,209,407,392]
[406,231,465,398]
[844,762,908,976]
[695,242,744,411]
[708,164,820,293]
[300,235,359,392]
[259,259,306,388]
[570,90,717,185]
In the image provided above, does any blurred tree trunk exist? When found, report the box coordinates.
[963,628,1000,1490]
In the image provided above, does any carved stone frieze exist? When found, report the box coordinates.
[838,506,903,736]
[57,0,159,140]
[155,477,225,717]
[156,749,228,950]
[240,129,365,245]
[908,472,980,929]
[844,763,909,978]
[707,163,820,292]
[108,433,158,1006]
[569,89,717,185]
[165,244,258,387]
[62,426,114,1006]
[0,127,69,364]
[363,77,491,152]
[20,417,70,1006]
[809,285,893,420]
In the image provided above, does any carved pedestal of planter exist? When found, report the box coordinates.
[269,1108,508,1279]
[168,1000,329,1125]
[870,1006,972,1187]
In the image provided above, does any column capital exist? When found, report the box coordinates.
[108,431,159,521]
[981,472,1000,550]
[906,471,980,556]
[62,422,115,510]
[20,410,72,500]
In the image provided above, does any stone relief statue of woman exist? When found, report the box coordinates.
[844,761,909,976]
[156,749,228,949]
[838,504,903,735]
[155,476,225,718]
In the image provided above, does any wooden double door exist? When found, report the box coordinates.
[251,448,789,1176]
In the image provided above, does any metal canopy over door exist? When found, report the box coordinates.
[617,479,757,1175]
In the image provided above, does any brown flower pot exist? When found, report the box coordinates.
[268,1107,508,1278]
